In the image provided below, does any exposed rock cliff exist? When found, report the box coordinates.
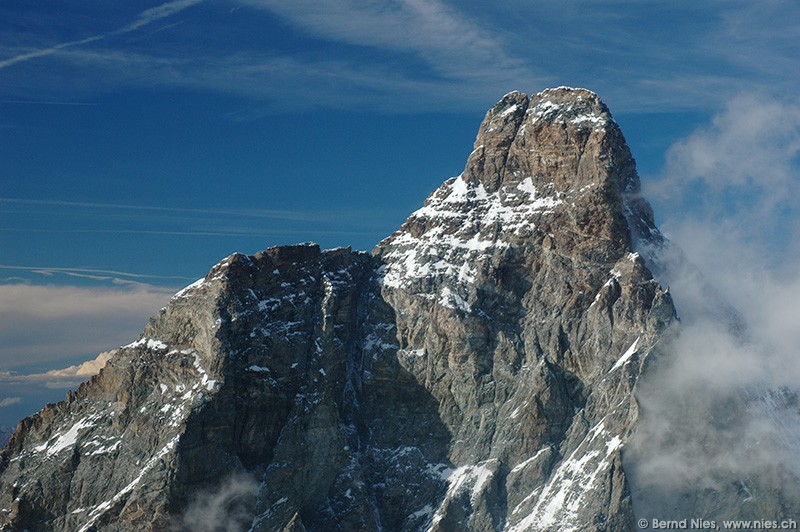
[1,88,676,531]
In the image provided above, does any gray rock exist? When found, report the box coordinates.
[2,87,678,531]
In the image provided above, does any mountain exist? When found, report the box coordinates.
[1,87,676,531]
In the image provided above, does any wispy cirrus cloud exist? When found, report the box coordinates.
[0,196,328,222]
[0,0,204,71]
[0,264,193,285]
[2,1,799,114]
[240,0,531,83]
[0,0,539,113]
[20,40,530,114]
[708,1,800,78]
[0,196,394,248]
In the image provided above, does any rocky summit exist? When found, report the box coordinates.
[1,88,677,531]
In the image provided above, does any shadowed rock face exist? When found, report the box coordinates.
[1,88,676,531]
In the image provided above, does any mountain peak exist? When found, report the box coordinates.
[529,86,611,128]
[465,87,634,197]
[376,87,646,295]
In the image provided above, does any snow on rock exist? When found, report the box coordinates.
[610,336,640,372]
[438,286,471,313]
[123,337,168,351]
[0,89,681,531]
[509,419,623,531]
[76,435,180,532]
[509,447,550,475]
[33,413,101,457]
[171,278,205,299]
[378,173,563,291]
[529,87,612,131]
[428,460,498,529]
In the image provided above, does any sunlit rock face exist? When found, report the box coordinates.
[0,88,676,531]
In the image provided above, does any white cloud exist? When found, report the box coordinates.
[646,91,800,261]
[661,92,800,198]
[175,473,258,531]
[38,351,115,379]
[0,397,22,408]
[0,351,116,393]
[0,281,174,430]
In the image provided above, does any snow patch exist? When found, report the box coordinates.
[610,336,640,372]
[508,419,624,531]
[380,174,561,291]
[123,337,168,351]
[171,278,205,299]
[33,414,99,457]
[428,461,497,529]
[500,104,518,117]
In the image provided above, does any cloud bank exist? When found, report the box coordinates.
[0,281,175,429]
[0,282,174,371]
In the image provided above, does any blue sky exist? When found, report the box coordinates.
[1,0,799,428]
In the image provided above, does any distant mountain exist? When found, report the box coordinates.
[0,88,792,531]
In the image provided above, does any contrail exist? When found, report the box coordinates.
[0,0,204,70]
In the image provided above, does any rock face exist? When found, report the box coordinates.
[1,88,676,531]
